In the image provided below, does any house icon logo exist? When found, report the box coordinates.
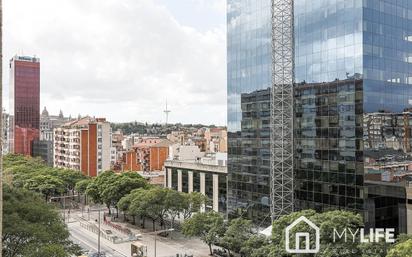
[285,216,320,254]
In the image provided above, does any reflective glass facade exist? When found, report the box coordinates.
[294,0,365,213]
[362,0,412,232]
[9,56,40,156]
[294,0,412,231]
[228,0,412,230]
[227,0,272,223]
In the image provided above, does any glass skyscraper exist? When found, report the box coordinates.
[227,0,273,223]
[228,0,412,231]
[9,55,40,156]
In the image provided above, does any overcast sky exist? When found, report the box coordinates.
[3,0,227,125]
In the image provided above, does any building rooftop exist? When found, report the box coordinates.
[164,159,227,174]
[11,55,40,63]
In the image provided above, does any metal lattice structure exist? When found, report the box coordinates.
[270,0,294,221]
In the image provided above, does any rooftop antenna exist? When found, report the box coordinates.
[164,100,171,125]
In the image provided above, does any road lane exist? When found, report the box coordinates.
[68,222,129,257]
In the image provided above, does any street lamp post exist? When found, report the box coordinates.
[88,206,106,256]
[98,209,101,255]
[146,228,174,257]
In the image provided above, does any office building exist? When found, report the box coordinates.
[32,140,53,166]
[9,55,40,155]
[228,0,412,231]
[54,117,111,177]
[227,0,273,223]
[165,152,228,213]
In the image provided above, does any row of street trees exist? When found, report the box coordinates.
[4,154,86,200]
[182,209,412,257]
[77,170,147,216]
[75,170,209,231]
[117,187,207,230]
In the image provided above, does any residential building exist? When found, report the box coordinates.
[204,128,227,153]
[122,151,141,171]
[165,152,228,213]
[54,117,111,177]
[9,55,40,155]
[228,0,412,232]
[121,138,172,172]
[112,130,124,151]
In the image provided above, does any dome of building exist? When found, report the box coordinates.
[41,106,49,117]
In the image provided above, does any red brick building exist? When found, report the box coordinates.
[122,151,141,171]
[121,138,172,172]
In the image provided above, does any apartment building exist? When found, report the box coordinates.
[54,117,111,177]
[204,128,227,153]
[121,137,172,172]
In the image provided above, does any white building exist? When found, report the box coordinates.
[164,153,227,213]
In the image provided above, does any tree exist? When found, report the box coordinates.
[139,187,169,230]
[182,212,225,255]
[85,171,117,212]
[85,180,101,203]
[239,235,270,257]
[2,185,82,257]
[128,188,150,227]
[386,239,412,257]
[3,154,85,200]
[220,218,253,256]
[102,172,147,217]
[117,192,134,222]
[86,171,148,215]
[182,192,208,220]
[23,174,65,201]
[54,168,85,195]
[165,190,185,227]
[75,179,92,203]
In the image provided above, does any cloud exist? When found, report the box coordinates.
[189,0,226,13]
[3,0,227,125]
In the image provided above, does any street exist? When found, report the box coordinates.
[68,222,129,257]
[67,210,210,257]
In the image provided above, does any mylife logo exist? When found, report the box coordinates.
[285,216,320,254]
[333,228,395,243]
[285,216,396,254]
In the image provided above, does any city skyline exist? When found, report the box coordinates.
[3,0,227,125]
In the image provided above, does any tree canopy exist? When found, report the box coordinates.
[85,170,148,215]
[182,211,225,255]
[3,185,82,257]
[3,154,86,200]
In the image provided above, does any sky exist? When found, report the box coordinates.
[3,0,227,125]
